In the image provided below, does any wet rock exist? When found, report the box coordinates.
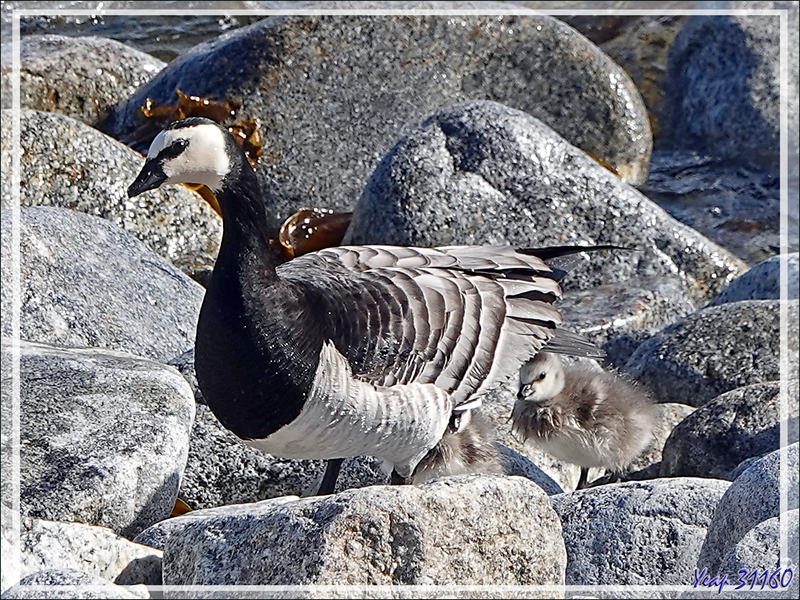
[102,13,651,224]
[160,476,565,588]
[551,478,730,586]
[660,380,799,479]
[0,35,165,125]
[641,150,784,265]
[0,109,222,279]
[697,443,799,575]
[625,299,798,406]
[344,101,745,304]
[2,339,195,539]
[557,275,696,348]
[709,253,799,306]
[0,569,141,599]
[0,206,204,363]
[15,518,161,587]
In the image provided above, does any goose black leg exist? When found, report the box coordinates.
[390,469,411,485]
[317,458,344,496]
[576,466,589,490]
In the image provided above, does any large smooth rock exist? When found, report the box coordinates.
[697,443,799,575]
[2,339,195,539]
[1,109,222,280]
[102,13,652,222]
[660,380,799,479]
[0,206,204,363]
[663,13,793,167]
[16,518,161,587]
[0,35,165,125]
[709,253,799,306]
[344,100,745,304]
[551,478,730,586]
[626,299,798,406]
[0,569,140,600]
[161,476,565,588]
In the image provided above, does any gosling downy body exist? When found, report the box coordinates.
[513,351,656,489]
[128,117,600,494]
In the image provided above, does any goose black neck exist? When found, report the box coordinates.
[214,152,285,272]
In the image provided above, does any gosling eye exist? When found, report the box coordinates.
[535,371,547,381]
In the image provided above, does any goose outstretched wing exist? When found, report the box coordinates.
[278,245,567,408]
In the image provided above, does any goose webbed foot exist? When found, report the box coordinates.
[317,458,344,496]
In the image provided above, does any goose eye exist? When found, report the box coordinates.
[162,139,188,160]
[536,371,547,381]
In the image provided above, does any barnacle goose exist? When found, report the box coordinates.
[513,351,656,489]
[128,117,604,494]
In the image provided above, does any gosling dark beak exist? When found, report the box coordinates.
[127,160,167,197]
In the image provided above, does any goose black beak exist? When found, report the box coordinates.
[128,160,167,198]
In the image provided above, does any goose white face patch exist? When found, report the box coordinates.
[147,123,231,192]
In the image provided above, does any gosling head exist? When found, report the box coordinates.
[518,351,565,403]
[127,117,233,197]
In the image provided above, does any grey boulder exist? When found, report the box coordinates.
[664,13,792,166]
[0,569,141,600]
[13,517,161,587]
[102,12,651,222]
[3,339,195,539]
[1,109,222,280]
[717,509,799,597]
[551,478,730,586]
[1,34,165,126]
[660,380,799,479]
[697,443,799,575]
[0,206,204,363]
[160,476,565,588]
[344,100,745,304]
[626,299,798,406]
[709,253,799,306]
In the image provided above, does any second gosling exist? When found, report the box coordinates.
[513,352,656,489]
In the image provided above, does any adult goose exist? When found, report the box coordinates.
[128,117,603,494]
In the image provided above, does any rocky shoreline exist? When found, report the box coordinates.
[1,5,798,599]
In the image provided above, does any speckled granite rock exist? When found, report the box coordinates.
[159,476,565,588]
[344,101,746,304]
[0,569,141,600]
[0,35,165,125]
[697,443,799,576]
[0,109,222,279]
[625,299,798,406]
[709,253,799,306]
[551,478,730,586]
[660,380,799,479]
[2,339,195,539]
[663,13,792,167]
[0,206,204,363]
[101,13,652,224]
[717,509,799,594]
[15,518,161,587]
